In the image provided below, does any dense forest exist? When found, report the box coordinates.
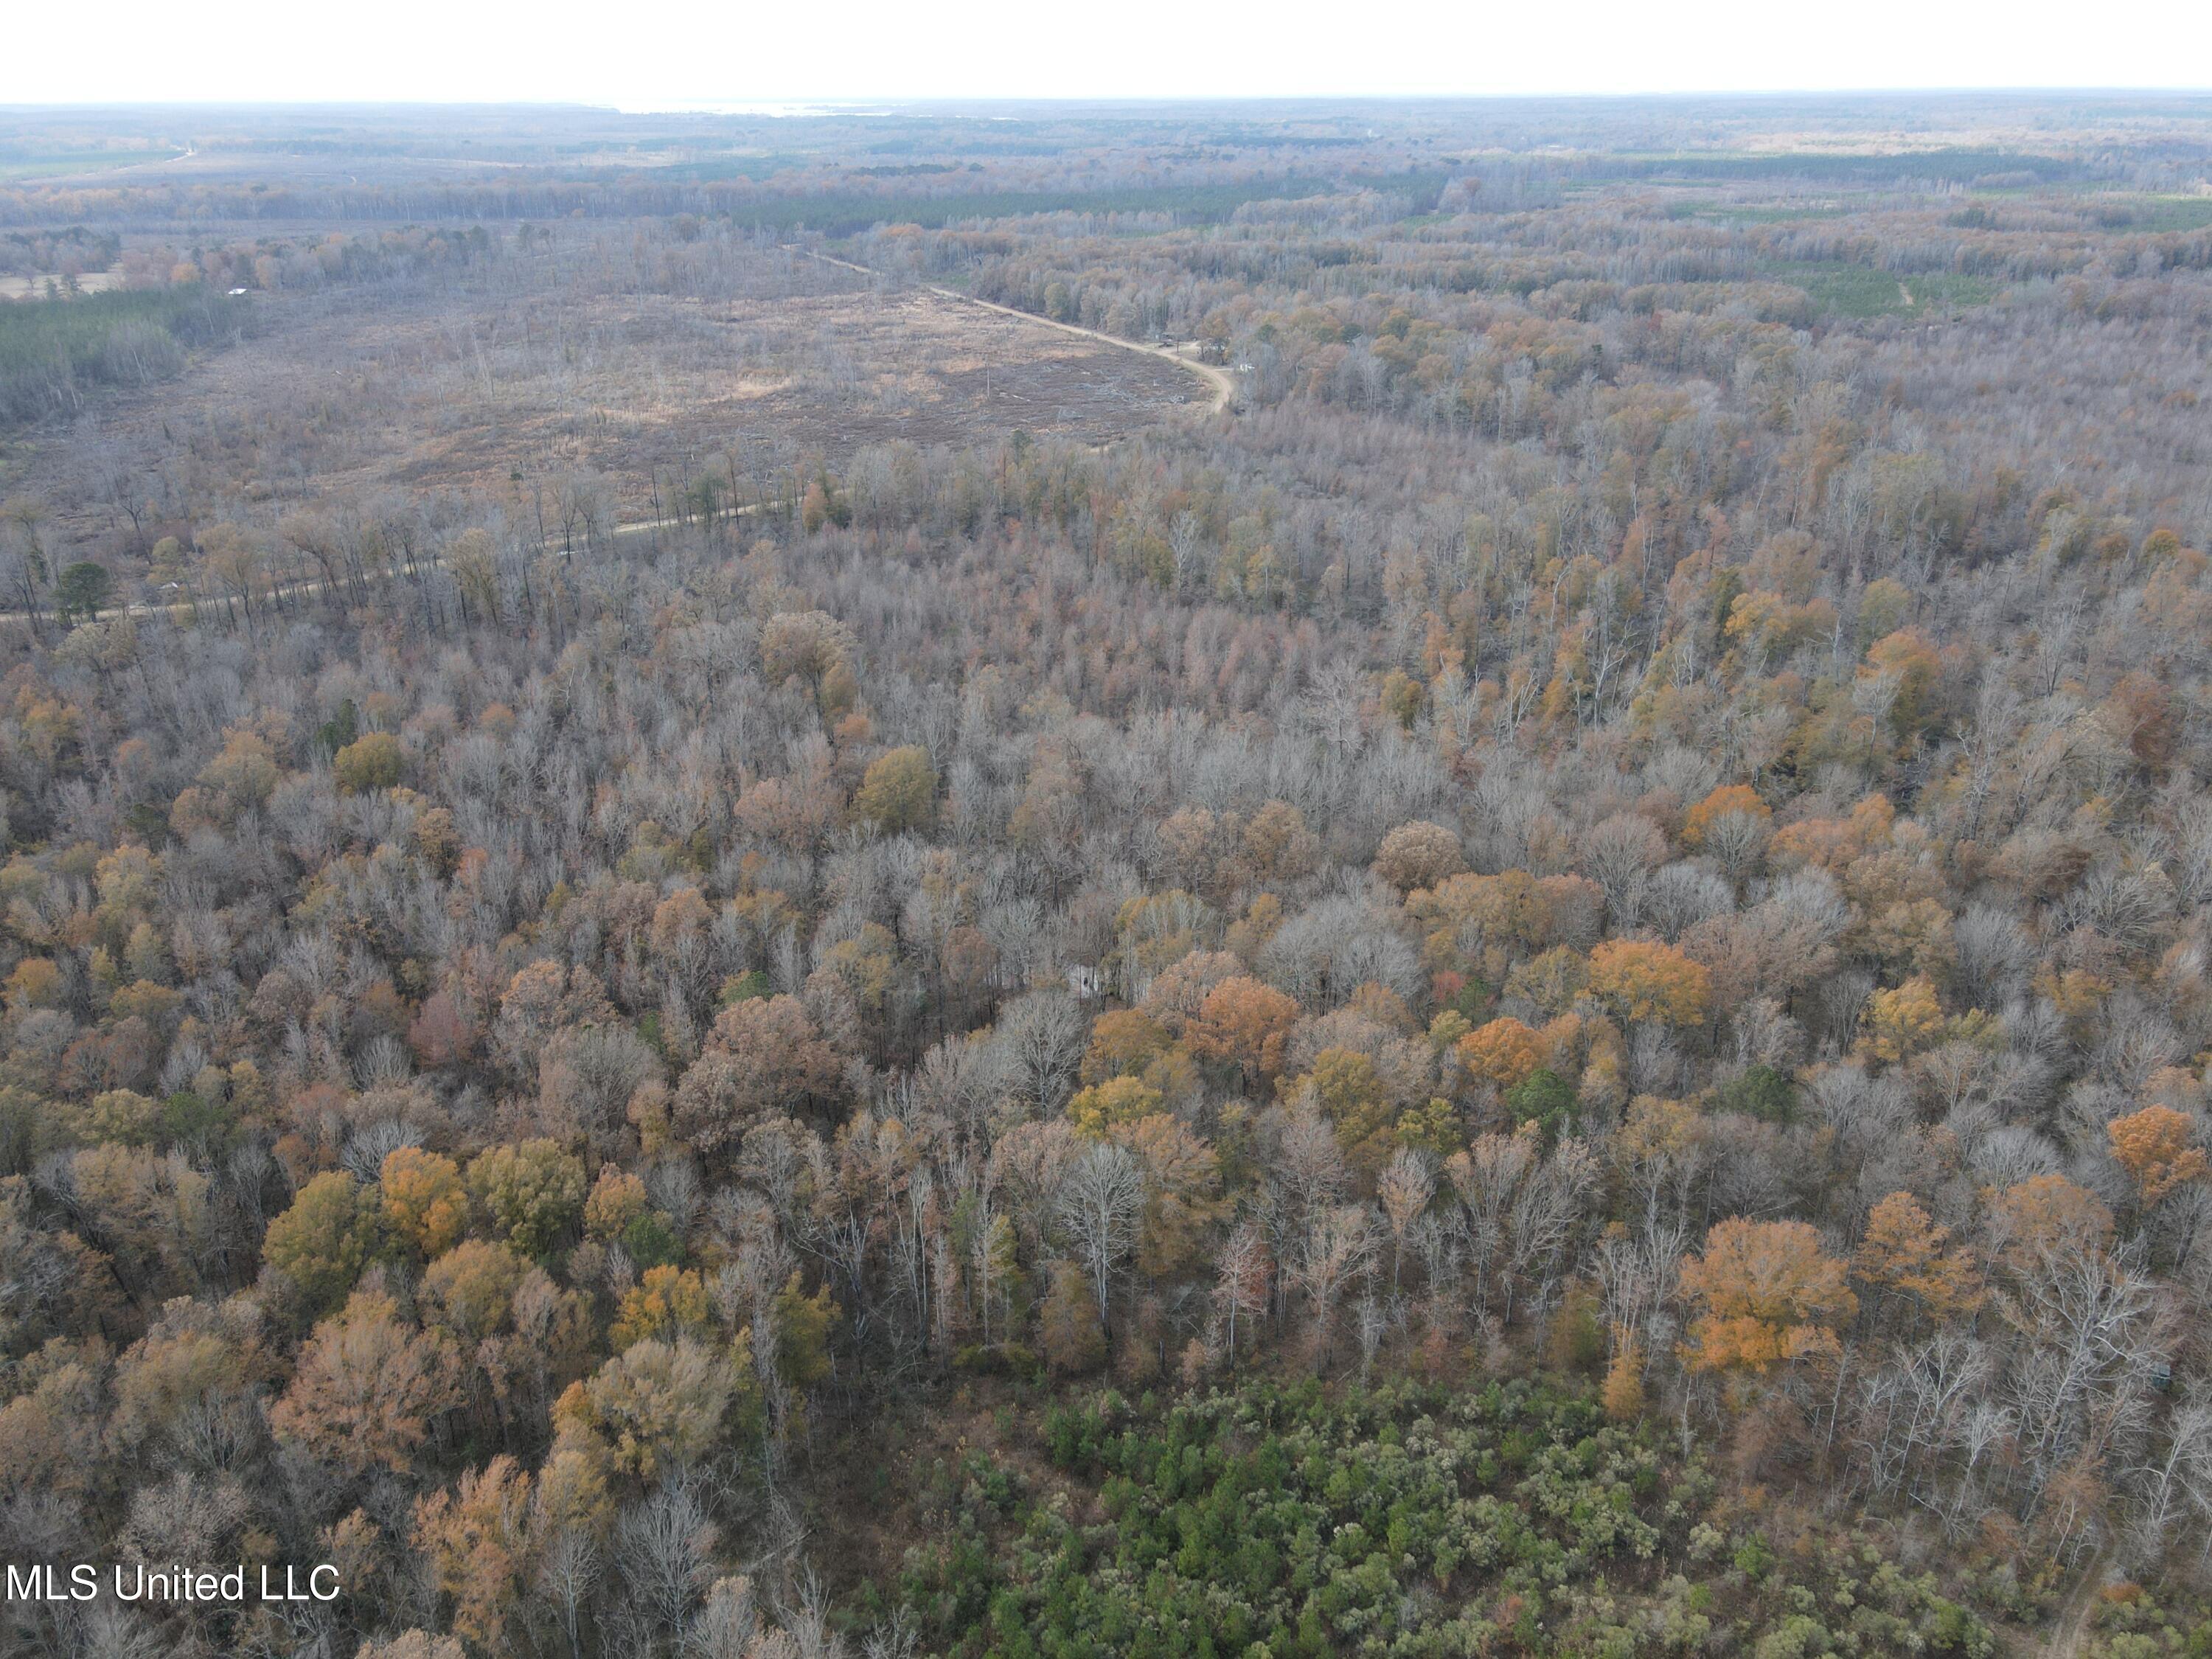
[0,94,2211,1658]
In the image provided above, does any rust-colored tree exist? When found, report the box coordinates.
[1853,1191,1979,1326]
[1183,975,1301,1087]
[1678,1217,1857,1375]
[1457,1016,1549,1088]
[2107,1105,2209,1208]
[672,994,841,1155]
[1587,939,1711,1027]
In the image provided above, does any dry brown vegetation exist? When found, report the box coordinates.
[7,232,1205,549]
[2,93,2212,1659]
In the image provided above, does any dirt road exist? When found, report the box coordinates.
[2041,1545,2108,1658]
[801,248,1236,414]
[10,512,714,628]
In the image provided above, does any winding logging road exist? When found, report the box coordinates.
[799,247,1237,414]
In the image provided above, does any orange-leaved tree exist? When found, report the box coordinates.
[1853,1191,1979,1325]
[1458,1016,1550,1088]
[1587,938,1711,1026]
[1184,975,1301,1087]
[1679,1217,1857,1375]
[2107,1105,2209,1208]
[1682,783,1770,849]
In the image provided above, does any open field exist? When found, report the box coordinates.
[0,267,122,299]
[1,230,1210,555]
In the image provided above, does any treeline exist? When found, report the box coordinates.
[0,225,497,425]
[0,225,119,279]
[0,285,246,424]
[0,154,1365,232]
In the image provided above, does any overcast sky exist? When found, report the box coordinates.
[7,0,2210,105]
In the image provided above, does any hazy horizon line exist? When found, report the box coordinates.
[6,85,2212,115]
